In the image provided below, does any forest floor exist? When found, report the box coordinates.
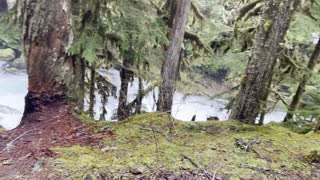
[0,102,112,179]
[0,110,320,179]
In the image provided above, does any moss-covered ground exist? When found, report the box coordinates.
[48,113,320,179]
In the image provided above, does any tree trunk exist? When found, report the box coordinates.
[117,48,134,120]
[157,0,191,113]
[0,0,7,12]
[88,63,96,118]
[229,0,300,124]
[21,0,84,123]
[314,118,320,132]
[284,38,320,122]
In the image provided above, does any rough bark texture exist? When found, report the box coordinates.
[21,0,84,123]
[157,0,191,113]
[117,49,134,120]
[284,38,320,122]
[230,0,300,124]
[0,0,8,12]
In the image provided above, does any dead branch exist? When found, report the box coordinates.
[181,153,199,168]
[191,2,205,20]
[0,130,33,153]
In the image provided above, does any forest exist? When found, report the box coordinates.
[0,0,320,179]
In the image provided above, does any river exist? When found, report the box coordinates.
[0,63,286,130]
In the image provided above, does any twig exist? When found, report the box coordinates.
[268,88,289,107]
[213,163,226,180]
[235,138,265,159]
[0,130,33,153]
[181,153,199,168]
[238,164,283,175]
[150,124,159,159]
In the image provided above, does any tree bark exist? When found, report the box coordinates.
[117,48,134,120]
[157,0,191,113]
[0,0,7,12]
[229,0,300,124]
[21,0,84,123]
[88,63,96,118]
[284,38,320,122]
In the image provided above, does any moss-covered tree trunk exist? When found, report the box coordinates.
[157,0,191,113]
[21,0,84,123]
[229,0,300,124]
[0,0,7,12]
[284,39,320,122]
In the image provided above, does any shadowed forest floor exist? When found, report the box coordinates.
[0,111,320,179]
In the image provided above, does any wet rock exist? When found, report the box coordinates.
[207,116,219,121]
[1,57,26,73]
[191,115,196,121]
[7,57,26,70]
[0,48,15,61]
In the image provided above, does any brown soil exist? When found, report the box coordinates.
[0,102,112,179]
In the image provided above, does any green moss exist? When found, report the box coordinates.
[303,150,320,163]
[50,113,320,179]
[0,48,15,61]
[263,19,273,33]
[288,12,320,43]
[77,113,111,131]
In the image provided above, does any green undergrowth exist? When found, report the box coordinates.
[51,113,320,179]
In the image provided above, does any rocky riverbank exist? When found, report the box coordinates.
[0,40,25,73]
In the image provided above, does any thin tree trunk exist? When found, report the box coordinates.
[88,63,96,118]
[229,0,300,124]
[0,0,8,12]
[284,39,320,122]
[157,0,191,113]
[21,0,84,123]
[314,118,320,132]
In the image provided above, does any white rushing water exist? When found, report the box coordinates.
[0,61,27,130]
[0,64,286,130]
[89,69,287,123]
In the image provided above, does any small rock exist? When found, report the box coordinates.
[32,160,45,172]
[0,48,15,61]
[192,168,202,176]
[166,175,178,180]
[130,168,142,175]
[2,160,12,165]
[207,116,219,121]
[83,174,94,180]
[101,146,118,153]
[7,57,26,70]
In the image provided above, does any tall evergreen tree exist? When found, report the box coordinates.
[230,0,300,124]
[157,0,191,113]
[285,38,320,122]
[21,0,84,123]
